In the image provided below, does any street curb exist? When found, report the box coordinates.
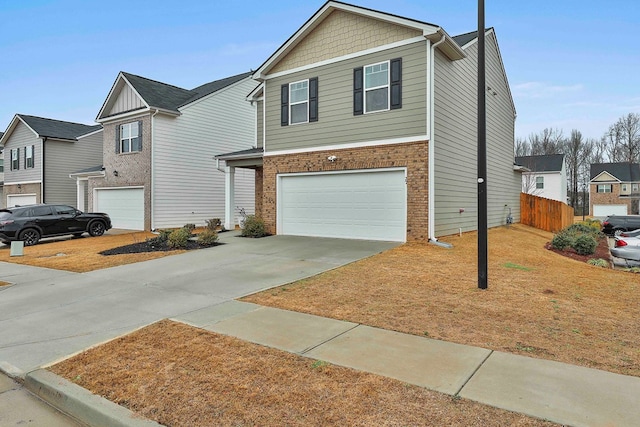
[24,369,162,427]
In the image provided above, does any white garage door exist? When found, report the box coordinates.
[95,188,144,230]
[279,169,406,242]
[594,204,627,217]
[7,194,37,207]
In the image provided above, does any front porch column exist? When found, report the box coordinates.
[224,166,235,230]
[76,179,86,211]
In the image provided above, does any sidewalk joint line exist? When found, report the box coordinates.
[299,323,361,355]
[454,350,493,397]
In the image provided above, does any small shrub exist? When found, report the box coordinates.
[573,234,597,255]
[168,228,191,249]
[567,223,600,237]
[587,258,609,268]
[147,229,171,246]
[183,223,196,233]
[206,218,221,231]
[241,215,268,238]
[198,229,219,246]
[551,231,572,250]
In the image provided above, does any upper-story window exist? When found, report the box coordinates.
[117,121,142,153]
[354,58,402,115]
[10,148,19,170]
[281,78,318,126]
[0,158,3,173]
[633,184,639,192]
[25,145,34,168]
[536,176,544,189]
[622,184,628,192]
[597,184,612,193]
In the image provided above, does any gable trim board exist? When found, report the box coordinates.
[264,135,429,157]
[591,171,622,183]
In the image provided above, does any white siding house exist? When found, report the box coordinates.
[515,154,567,203]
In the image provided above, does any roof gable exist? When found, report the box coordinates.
[98,71,251,121]
[254,0,464,79]
[515,154,565,173]
[1,114,101,144]
[590,162,640,181]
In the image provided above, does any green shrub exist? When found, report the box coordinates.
[183,223,196,233]
[241,215,268,238]
[206,218,221,231]
[551,231,573,250]
[147,229,171,246]
[566,223,598,237]
[587,258,609,268]
[167,227,191,249]
[198,229,219,246]
[573,234,597,255]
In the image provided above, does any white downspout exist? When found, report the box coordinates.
[151,109,159,230]
[428,34,446,243]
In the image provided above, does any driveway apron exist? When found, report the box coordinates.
[0,231,399,375]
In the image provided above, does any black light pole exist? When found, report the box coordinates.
[477,0,488,289]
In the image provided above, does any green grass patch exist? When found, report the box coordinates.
[503,262,534,271]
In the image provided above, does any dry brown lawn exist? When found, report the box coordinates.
[244,224,640,377]
[0,232,184,272]
[51,320,557,427]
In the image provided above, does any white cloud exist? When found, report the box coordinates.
[512,81,583,99]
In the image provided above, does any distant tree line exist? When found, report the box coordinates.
[515,112,640,212]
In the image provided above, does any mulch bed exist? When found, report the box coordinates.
[99,240,220,255]
[544,236,611,264]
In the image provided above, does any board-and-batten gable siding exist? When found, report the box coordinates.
[108,83,145,116]
[44,132,103,206]
[433,32,520,237]
[152,78,256,229]
[265,41,427,152]
[4,121,42,183]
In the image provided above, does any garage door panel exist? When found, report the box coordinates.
[279,170,406,242]
[7,194,37,207]
[594,204,627,217]
[95,188,144,230]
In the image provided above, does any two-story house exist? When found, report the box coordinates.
[0,132,4,207]
[515,154,567,203]
[78,71,256,230]
[217,1,521,242]
[0,115,102,208]
[590,162,640,216]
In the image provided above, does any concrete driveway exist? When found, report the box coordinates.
[0,231,399,376]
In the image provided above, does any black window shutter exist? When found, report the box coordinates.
[281,84,289,126]
[16,148,20,170]
[24,147,27,169]
[137,120,143,151]
[309,77,318,122]
[31,144,35,168]
[353,67,363,115]
[115,124,120,154]
[390,58,402,110]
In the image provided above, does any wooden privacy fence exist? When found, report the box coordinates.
[520,193,574,233]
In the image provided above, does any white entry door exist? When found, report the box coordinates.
[278,169,406,242]
[95,187,144,230]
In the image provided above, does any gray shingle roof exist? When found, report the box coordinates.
[121,71,252,113]
[453,30,478,47]
[515,154,565,172]
[18,115,102,141]
[590,162,640,181]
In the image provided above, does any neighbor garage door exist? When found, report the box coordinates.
[7,194,37,207]
[593,204,627,217]
[278,169,406,242]
[95,187,144,230]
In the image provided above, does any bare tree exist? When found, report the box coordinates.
[529,128,564,155]
[515,137,530,156]
[563,130,593,208]
[603,113,640,163]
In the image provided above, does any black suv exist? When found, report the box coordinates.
[0,204,112,246]
[601,215,640,236]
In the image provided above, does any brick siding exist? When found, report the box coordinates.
[261,141,429,241]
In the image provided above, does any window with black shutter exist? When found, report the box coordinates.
[354,58,402,114]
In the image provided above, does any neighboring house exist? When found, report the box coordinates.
[589,162,640,216]
[515,154,567,203]
[0,132,4,207]
[216,1,521,242]
[0,115,102,208]
[78,71,256,231]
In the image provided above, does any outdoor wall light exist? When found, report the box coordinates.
[113,170,119,177]
[327,155,338,162]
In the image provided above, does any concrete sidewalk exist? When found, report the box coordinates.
[173,301,640,427]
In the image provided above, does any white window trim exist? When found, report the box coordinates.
[120,122,141,153]
[289,79,309,125]
[597,184,612,193]
[364,60,390,114]
[25,145,34,169]
[535,176,544,189]
[11,148,19,170]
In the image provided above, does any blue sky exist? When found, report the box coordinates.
[1,0,638,141]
